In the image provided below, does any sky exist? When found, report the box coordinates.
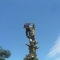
[0,0,60,60]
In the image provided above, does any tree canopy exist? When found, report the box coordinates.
[0,46,11,60]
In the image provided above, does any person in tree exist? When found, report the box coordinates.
[24,23,35,41]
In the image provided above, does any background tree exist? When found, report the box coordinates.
[0,46,11,60]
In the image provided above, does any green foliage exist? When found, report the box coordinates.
[0,58,5,60]
[0,46,11,60]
